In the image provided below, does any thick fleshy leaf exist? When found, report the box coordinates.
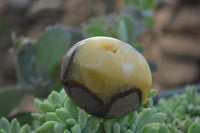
[83,118,100,133]
[35,27,71,79]
[0,87,24,117]
[10,119,20,133]
[139,0,157,10]
[188,121,200,133]
[113,122,120,133]
[39,102,54,113]
[89,16,109,27]
[40,121,57,133]
[159,124,168,133]
[0,129,6,133]
[64,99,78,120]
[117,16,135,43]
[104,120,112,133]
[183,117,192,133]
[12,35,36,85]
[48,91,61,105]
[78,110,87,129]
[34,27,81,98]
[132,44,144,53]
[54,123,64,133]
[0,117,10,132]
[135,109,152,131]
[66,118,77,127]
[56,108,72,122]
[150,113,166,123]
[45,112,60,122]
[83,26,110,38]
[72,124,81,133]
[31,113,45,123]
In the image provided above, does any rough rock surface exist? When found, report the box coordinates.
[143,2,200,90]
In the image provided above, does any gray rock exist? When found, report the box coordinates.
[4,0,32,9]
[27,0,63,18]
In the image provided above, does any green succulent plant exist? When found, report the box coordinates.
[156,86,200,133]
[1,86,200,133]
[0,118,31,133]
[32,89,168,133]
[0,26,82,117]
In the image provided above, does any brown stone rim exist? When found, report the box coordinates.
[61,49,76,79]
[62,80,142,118]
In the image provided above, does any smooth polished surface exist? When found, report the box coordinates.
[61,37,152,118]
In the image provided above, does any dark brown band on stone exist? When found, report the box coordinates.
[62,80,103,105]
[94,88,142,118]
[110,88,142,104]
[62,80,142,118]
[61,49,76,79]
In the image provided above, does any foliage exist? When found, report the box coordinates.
[156,86,200,133]
[0,88,24,117]
[1,1,199,132]
[83,15,144,52]
[0,27,82,117]
[0,89,167,133]
[0,118,31,133]
[1,86,200,133]
[124,0,157,27]
[0,0,158,117]
[13,27,82,98]
[31,89,168,133]
[83,0,157,52]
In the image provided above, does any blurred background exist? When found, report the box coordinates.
[0,0,199,118]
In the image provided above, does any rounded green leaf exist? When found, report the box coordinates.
[83,26,110,38]
[66,119,77,127]
[10,119,20,133]
[117,16,135,43]
[64,99,78,120]
[83,118,100,133]
[39,102,54,113]
[119,116,128,127]
[72,124,81,133]
[54,123,64,133]
[113,122,120,133]
[34,98,42,111]
[0,88,24,117]
[59,89,67,105]
[148,89,157,98]
[56,108,72,122]
[150,113,166,123]
[45,112,60,122]
[63,129,71,133]
[159,124,168,133]
[40,121,56,133]
[31,113,45,123]
[19,124,31,133]
[183,117,192,133]
[90,118,100,133]
[143,125,159,133]
[188,121,200,133]
[35,27,71,79]
[78,109,87,129]
[0,117,10,132]
[48,91,61,105]
[0,129,6,133]
[136,108,152,131]
[104,120,112,133]
[125,129,133,133]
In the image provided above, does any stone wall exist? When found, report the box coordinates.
[142,0,200,90]
[0,0,199,91]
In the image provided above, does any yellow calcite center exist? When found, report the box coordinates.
[71,37,152,103]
